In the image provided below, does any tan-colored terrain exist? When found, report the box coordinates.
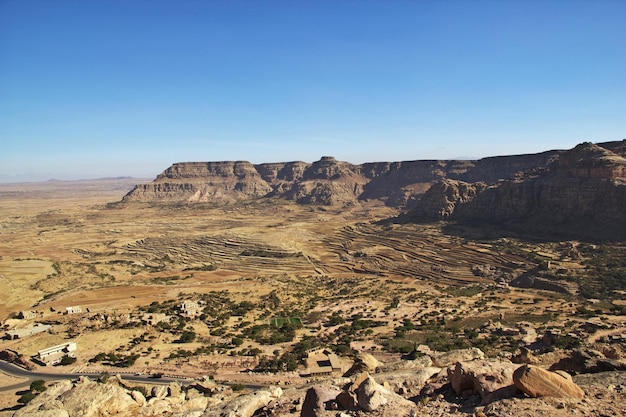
[0,179,624,416]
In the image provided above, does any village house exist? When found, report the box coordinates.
[17,310,37,319]
[141,313,171,326]
[178,300,202,318]
[4,323,51,340]
[65,306,82,315]
[301,348,342,377]
[35,341,77,366]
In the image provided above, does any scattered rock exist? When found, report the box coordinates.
[343,352,381,377]
[513,364,585,399]
[354,374,416,414]
[131,389,146,406]
[152,384,168,399]
[432,347,485,367]
[448,360,520,404]
[202,389,280,417]
[300,386,342,417]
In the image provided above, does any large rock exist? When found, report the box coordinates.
[11,411,69,417]
[432,347,485,367]
[14,378,138,417]
[131,389,146,406]
[354,374,417,414]
[202,389,281,417]
[513,364,585,399]
[448,360,520,404]
[300,386,342,417]
[152,384,168,399]
[343,352,381,377]
[550,348,626,374]
[377,367,442,397]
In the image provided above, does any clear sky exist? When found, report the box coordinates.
[1,0,624,181]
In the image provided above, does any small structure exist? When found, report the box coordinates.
[302,348,342,377]
[178,300,201,318]
[17,310,37,319]
[36,342,77,366]
[65,306,82,315]
[4,323,51,340]
[141,313,171,326]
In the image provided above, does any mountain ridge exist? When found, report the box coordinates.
[122,148,565,207]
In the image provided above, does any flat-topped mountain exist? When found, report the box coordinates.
[122,140,626,240]
[122,150,561,207]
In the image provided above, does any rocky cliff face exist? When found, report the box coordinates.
[409,141,626,240]
[122,150,562,207]
[122,140,626,239]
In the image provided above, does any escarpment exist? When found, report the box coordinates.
[122,140,626,240]
[122,149,565,207]
[410,141,626,240]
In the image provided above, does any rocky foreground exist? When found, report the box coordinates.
[4,347,625,417]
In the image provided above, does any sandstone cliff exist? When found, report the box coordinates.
[121,140,626,239]
[409,141,626,240]
[122,150,562,207]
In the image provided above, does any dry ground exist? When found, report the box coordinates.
[0,179,623,410]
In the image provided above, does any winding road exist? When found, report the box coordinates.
[0,360,189,392]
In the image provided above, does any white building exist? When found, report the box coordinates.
[178,300,201,318]
[36,342,77,366]
[65,306,82,314]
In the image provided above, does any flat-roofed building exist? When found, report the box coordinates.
[36,342,77,366]
[65,306,82,314]
[178,300,201,318]
[4,323,51,340]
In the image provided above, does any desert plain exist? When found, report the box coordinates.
[0,177,624,415]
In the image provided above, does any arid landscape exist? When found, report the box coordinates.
[1,142,625,416]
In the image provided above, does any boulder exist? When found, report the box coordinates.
[175,396,209,415]
[432,347,485,367]
[550,348,626,374]
[335,390,357,410]
[152,384,168,399]
[131,389,147,406]
[57,380,139,417]
[343,352,381,376]
[356,376,389,411]
[12,411,69,417]
[300,386,342,417]
[513,364,585,399]
[354,374,416,414]
[13,380,73,416]
[202,389,280,417]
[377,367,442,396]
[448,360,520,404]
[168,381,182,397]
[13,379,140,417]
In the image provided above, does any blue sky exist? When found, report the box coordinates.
[1,0,625,181]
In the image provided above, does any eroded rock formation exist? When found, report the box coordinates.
[410,140,626,240]
[122,140,626,240]
[122,149,563,208]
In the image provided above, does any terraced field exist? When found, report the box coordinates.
[318,222,534,284]
[120,234,316,275]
